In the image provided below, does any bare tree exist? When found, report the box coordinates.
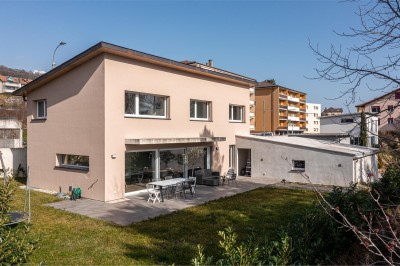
[311,0,400,103]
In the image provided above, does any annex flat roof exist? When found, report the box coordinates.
[125,137,226,145]
[236,134,379,158]
[13,42,257,97]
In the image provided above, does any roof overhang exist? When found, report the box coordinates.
[125,137,226,145]
[14,42,257,97]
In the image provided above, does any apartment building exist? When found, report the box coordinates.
[252,81,307,135]
[356,88,400,132]
[13,42,256,202]
[0,75,31,93]
[305,103,321,133]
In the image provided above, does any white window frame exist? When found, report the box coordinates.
[292,160,305,171]
[36,99,47,119]
[229,104,244,122]
[57,154,89,171]
[190,100,210,121]
[125,91,167,119]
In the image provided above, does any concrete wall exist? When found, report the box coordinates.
[27,55,106,201]
[103,54,250,201]
[0,147,27,176]
[354,153,379,183]
[236,136,355,186]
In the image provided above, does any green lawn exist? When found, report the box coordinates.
[10,185,318,265]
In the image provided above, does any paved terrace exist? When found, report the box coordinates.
[47,176,325,226]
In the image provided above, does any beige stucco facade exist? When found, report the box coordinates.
[21,43,255,202]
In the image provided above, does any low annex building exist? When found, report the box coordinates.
[235,135,379,186]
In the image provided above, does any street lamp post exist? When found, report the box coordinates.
[52,42,67,69]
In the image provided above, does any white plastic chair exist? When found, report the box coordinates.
[225,168,238,186]
[146,184,161,203]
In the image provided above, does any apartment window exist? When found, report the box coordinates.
[388,105,394,112]
[313,128,318,132]
[292,160,305,171]
[36,99,47,119]
[341,118,354,123]
[314,121,319,125]
[190,100,211,120]
[395,92,400,99]
[229,105,245,122]
[314,113,318,117]
[388,118,394,125]
[371,106,380,113]
[58,154,89,170]
[125,92,167,118]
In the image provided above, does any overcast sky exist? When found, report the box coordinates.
[1,0,388,111]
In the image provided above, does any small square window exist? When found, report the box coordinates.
[190,100,211,120]
[388,105,394,112]
[388,118,394,125]
[229,105,245,122]
[36,100,47,119]
[292,160,305,171]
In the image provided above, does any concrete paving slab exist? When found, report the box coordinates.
[46,176,290,226]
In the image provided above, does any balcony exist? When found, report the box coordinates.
[288,116,300,122]
[279,105,287,109]
[300,108,306,112]
[249,112,255,118]
[279,94,288,100]
[288,126,300,131]
[249,88,255,94]
[288,96,300,103]
[300,98,306,103]
[288,106,299,112]
[279,116,287,120]
[249,100,255,106]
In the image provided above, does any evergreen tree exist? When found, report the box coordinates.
[360,111,368,146]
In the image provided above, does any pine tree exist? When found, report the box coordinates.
[360,111,368,146]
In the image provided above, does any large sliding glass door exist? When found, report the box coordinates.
[125,151,156,193]
[125,146,210,193]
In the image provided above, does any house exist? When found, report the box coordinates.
[13,42,256,202]
[305,103,321,133]
[251,81,307,135]
[356,88,400,132]
[236,135,379,186]
[320,113,379,147]
[0,75,31,93]
[321,107,343,116]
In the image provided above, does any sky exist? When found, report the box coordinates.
[1,0,389,111]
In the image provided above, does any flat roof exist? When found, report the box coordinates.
[236,134,379,158]
[14,42,257,96]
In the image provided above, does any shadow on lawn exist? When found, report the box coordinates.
[113,188,317,265]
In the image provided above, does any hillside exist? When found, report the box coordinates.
[0,65,43,80]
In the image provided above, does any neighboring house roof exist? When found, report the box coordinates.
[13,42,257,96]
[255,80,307,95]
[319,112,376,119]
[0,75,31,85]
[322,107,343,113]
[236,134,379,158]
[355,88,400,107]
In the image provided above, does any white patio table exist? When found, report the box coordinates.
[148,177,194,202]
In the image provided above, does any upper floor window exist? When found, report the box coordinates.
[395,92,400,99]
[229,105,245,122]
[314,121,319,125]
[371,106,380,113]
[125,92,168,118]
[190,100,211,121]
[388,105,394,112]
[313,113,318,117]
[388,118,394,125]
[314,106,318,110]
[36,99,47,119]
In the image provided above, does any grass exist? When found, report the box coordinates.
[10,183,318,265]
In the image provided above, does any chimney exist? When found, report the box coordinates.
[207,59,213,67]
